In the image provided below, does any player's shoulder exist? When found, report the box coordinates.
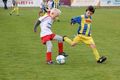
[80,14,84,18]
[39,14,52,21]
[38,15,47,21]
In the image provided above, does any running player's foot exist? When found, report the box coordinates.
[47,61,54,65]
[9,13,12,15]
[59,52,68,57]
[97,56,107,63]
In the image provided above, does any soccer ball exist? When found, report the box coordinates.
[56,55,66,64]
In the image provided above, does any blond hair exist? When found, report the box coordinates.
[50,8,61,15]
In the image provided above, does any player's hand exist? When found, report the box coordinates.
[34,28,37,33]
[70,19,75,26]
[71,22,74,25]
[70,22,74,26]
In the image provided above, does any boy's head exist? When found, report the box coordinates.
[86,6,95,17]
[50,8,61,20]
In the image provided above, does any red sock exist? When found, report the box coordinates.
[46,52,52,62]
[58,42,63,55]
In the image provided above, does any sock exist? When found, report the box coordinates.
[10,8,16,14]
[16,7,19,15]
[64,37,73,45]
[58,42,63,55]
[46,52,52,62]
[92,48,100,61]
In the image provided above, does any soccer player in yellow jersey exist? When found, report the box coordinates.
[64,6,107,63]
[10,0,19,16]
[38,0,48,16]
[53,0,59,8]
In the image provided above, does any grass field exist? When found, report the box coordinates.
[0,7,120,80]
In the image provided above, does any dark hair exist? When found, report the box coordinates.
[86,6,95,13]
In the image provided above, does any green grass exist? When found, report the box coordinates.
[0,7,120,80]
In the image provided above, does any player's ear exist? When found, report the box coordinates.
[51,12,54,15]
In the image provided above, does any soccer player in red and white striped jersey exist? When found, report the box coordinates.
[34,8,68,64]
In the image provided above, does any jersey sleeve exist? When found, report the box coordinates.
[38,15,47,21]
[38,17,43,21]
[71,16,81,24]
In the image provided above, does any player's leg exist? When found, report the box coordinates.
[10,6,16,15]
[56,3,60,21]
[4,0,8,9]
[10,7,15,15]
[57,3,59,9]
[53,35,63,53]
[54,2,56,8]
[89,44,107,63]
[63,36,73,45]
[46,41,53,64]
[90,44,107,63]
[84,37,107,63]
[16,7,19,15]
[63,35,79,46]
[53,35,68,57]
[89,44,101,61]
[82,36,101,61]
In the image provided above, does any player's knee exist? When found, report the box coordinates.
[58,37,63,42]
[90,44,96,48]
[49,43,53,48]
[47,44,53,52]
[71,42,77,47]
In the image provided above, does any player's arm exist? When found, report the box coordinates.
[34,20,41,32]
[70,16,81,25]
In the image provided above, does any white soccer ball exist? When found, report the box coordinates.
[56,55,66,64]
